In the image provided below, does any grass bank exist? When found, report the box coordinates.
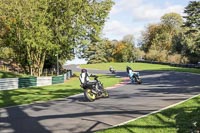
[80,62,200,74]
[97,94,200,133]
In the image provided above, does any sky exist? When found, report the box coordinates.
[66,0,191,65]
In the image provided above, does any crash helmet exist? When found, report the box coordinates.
[81,68,87,73]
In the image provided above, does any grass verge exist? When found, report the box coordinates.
[0,74,122,108]
[80,62,200,74]
[97,94,200,133]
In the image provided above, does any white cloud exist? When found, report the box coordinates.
[132,4,184,22]
[112,0,185,22]
[103,0,188,41]
[110,0,143,15]
[103,20,130,36]
[103,20,144,40]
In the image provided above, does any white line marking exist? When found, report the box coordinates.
[112,94,200,127]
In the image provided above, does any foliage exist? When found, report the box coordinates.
[161,12,183,33]
[140,12,190,63]
[86,42,108,64]
[0,0,55,76]
[167,54,188,64]
[0,71,27,78]
[0,47,15,60]
[141,2,200,64]
[145,49,168,62]
[182,1,200,63]
[82,34,138,63]
[0,0,114,76]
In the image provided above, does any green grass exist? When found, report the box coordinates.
[0,74,122,108]
[97,94,200,133]
[0,70,27,78]
[80,62,200,74]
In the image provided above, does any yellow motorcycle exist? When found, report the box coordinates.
[80,75,109,102]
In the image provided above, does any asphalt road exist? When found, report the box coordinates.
[0,65,200,133]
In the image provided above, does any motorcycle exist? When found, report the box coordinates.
[80,75,109,102]
[109,68,116,74]
[129,71,142,84]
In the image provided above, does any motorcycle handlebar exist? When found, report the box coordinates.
[90,74,98,78]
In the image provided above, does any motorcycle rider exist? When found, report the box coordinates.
[79,69,96,86]
[109,66,115,73]
[79,69,102,93]
[126,66,132,74]
[126,66,137,83]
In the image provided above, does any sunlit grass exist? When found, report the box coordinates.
[97,95,200,133]
[80,62,200,74]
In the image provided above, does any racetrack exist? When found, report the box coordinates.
[1,65,200,133]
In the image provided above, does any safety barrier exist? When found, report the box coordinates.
[18,77,37,88]
[0,70,73,90]
[0,78,18,90]
[52,75,64,84]
[37,77,52,87]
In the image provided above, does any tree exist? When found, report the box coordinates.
[0,0,53,76]
[86,42,108,64]
[140,13,185,62]
[48,0,114,64]
[122,35,137,62]
[161,12,183,32]
[141,13,183,53]
[183,1,200,63]
[0,0,114,75]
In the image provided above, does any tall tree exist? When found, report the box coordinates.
[161,12,183,32]
[0,0,114,75]
[122,35,137,62]
[85,42,108,64]
[47,0,114,64]
[140,13,184,62]
[183,1,200,63]
[0,0,53,76]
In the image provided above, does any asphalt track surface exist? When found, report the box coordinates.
[0,65,200,133]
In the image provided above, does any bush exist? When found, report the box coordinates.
[168,54,189,64]
[145,50,168,62]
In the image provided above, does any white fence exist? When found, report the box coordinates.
[0,70,73,91]
[37,77,52,87]
[0,78,18,90]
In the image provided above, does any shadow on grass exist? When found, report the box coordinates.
[175,99,200,133]
[0,85,82,108]
[1,88,52,133]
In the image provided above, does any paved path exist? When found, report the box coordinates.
[0,65,200,133]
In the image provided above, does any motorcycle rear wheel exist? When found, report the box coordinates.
[84,89,96,102]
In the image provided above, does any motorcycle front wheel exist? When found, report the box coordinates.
[135,76,142,84]
[102,89,109,98]
[84,88,96,102]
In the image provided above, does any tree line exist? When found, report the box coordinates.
[0,1,199,76]
[140,1,200,64]
[81,1,200,65]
